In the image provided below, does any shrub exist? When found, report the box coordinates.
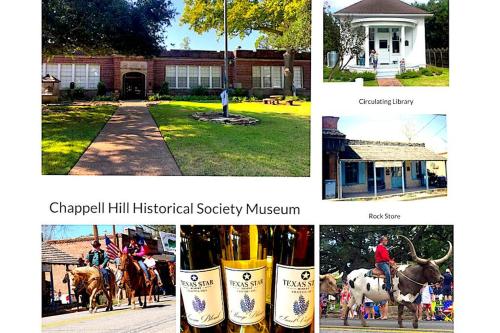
[249,96,259,102]
[97,81,106,96]
[66,87,86,100]
[190,86,209,96]
[93,95,117,102]
[159,81,169,95]
[419,67,433,76]
[148,94,172,101]
[397,70,421,79]
[231,88,248,97]
[427,66,444,76]
[232,96,242,103]
[355,71,376,81]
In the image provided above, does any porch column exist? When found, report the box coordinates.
[66,264,72,304]
[401,161,406,194]
[373,162,377,197]
[425,162,430,190]
[338,160,343,199]
[365,25,370,68]
[401,25,406,61]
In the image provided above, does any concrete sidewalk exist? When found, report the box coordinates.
[70,101,181,176]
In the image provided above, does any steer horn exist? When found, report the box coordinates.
[398,235,429,265]
[434,241,453,265]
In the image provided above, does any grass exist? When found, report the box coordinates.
[364,80,379,87]
[398,68,449,86]
[42,105,117,174]
[149,101,310,176]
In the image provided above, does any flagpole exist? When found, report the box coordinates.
[223,0,229,117]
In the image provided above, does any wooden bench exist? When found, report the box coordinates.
[263,97,279,105]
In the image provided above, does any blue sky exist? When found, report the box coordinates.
[44,225,131,240]
[164,0,260,51]
[337,114,447,153]
[326,0,429,12]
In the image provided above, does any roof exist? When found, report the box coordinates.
[340,140,447,161]
[323,128,346,138]
[42,242,79,265]
[335,0,430,15]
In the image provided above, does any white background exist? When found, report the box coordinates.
[1,0,499,331]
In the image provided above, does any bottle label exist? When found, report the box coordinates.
[224,266,266,325]
[274,264,315,329]
[180,266,225,328]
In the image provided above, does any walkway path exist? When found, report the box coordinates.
[377,78,403,86]
[70,101,181,175]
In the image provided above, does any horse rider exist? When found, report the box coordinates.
[144,254,163,287]
[123,238,150,282]
[375,236,395,302]
[86,240,110,287]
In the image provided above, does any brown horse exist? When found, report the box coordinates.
[64,266,115,313]
[118,252,148,309]
[146,267,160,303]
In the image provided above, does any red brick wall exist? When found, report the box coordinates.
[43,52,311,96]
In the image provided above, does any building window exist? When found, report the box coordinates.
[211,66,221,88]
[166,66,176,88]
[252,66,304,89]
[189,66,199,88]
[177,66,188,88]
[369,28,375,52]
[293,67,303,89]
[345,162,359,184]
[60,64,73,89]
[392,28,400,54]
[42,63,100,89]
[165,65,221,89]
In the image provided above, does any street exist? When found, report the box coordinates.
[321,318,453,333]
[42,295,176,333]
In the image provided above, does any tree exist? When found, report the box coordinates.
[320,225,453,276]
[181,0,311,96]
[180,36,191,50]
[335,16,366,71]
[42,0,177,56]
[323,2,340,62]
[412,0,449,48]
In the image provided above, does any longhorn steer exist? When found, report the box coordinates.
[320,271,344,294]
[344,235,452,329]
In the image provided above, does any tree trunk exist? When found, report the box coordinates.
[283,48,295,97]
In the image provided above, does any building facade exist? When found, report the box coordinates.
[322,116,447,199]
[42,49,311,99]
[334,0,431,77]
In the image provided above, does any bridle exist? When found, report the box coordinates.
[396,270,439,288]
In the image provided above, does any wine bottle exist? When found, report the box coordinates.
[220,225,272,333]
[270,225,315,333]
[180,226,226,333]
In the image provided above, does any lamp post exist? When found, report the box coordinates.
[222,0,229,117]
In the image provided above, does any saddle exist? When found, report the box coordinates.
[366,265,397,279]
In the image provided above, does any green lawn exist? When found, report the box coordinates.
[364,80,379,86]
[398,68,449,86]
[42,105,117,174]
[149,101,310,176]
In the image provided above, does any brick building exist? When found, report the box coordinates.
[43,227,175,308]
[42,49,311,99]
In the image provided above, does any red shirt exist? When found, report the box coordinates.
[375,244,391,263]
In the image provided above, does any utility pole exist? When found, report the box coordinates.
[222,0,229,117]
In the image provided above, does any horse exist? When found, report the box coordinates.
[146,267,160,303]
[63,266,116,313]
[118,252,148,309]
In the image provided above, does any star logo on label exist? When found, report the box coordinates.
[243,272,252,281]
[191,274,198,281]
[301,271,310,280]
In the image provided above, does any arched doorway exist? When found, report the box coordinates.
[122,72,146,99]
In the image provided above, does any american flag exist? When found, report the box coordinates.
[105,235,121,260]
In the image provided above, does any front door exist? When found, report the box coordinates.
[377,29,391,65]
[123,72,145,99]
[391,167,403,188]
